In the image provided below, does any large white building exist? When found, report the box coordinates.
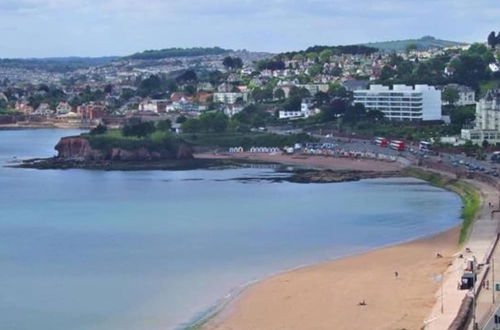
[353,84,442,121]
[461,89,500,144]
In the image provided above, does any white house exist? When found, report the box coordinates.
[441,84,476,106]
[489,62,500,73]
[213,92,248,104]
[353,84,442,121]
[461,89,500,144]
[279,98,314,119]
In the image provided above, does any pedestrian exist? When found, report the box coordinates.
[395,271,399,278]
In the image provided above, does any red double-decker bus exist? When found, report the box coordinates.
[373,137,389,147]
[390,140,406,151]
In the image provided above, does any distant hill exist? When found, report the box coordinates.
[0,56,118,72]
[125,47,230,60]
[361,36,467,52]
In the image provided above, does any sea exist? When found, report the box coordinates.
[0,129,462,330]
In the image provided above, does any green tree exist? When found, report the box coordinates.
[156,119,172,131]
[122,121,156,138]
[442,87,460,106]
[289,86,310,99]
[405,43,417,53]
[343,103,366,124]
[488,31,498,49]
[184,84,196,96]
[274,88,285,100]
[366,110,385,121]
[283,96,302,111]
[176,115,187,124]
[223,56,243,70]
[449,106,475,133]
[319,49,333,62]
[319,98,349,122]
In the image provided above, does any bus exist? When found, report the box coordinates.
[491,151,500,163]
[390,140,406,151]
[419,141,432,152]
[373,137,389,147]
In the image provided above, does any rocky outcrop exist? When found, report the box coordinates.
[55,138,104,161]
[55,137,193,162]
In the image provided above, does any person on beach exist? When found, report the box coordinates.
[394,271,399,278]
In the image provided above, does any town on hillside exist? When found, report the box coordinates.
[0,34,500,153]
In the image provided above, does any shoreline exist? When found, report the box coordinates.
[197,227,461,330]
[13,153,403,184]
[0,123,92,130]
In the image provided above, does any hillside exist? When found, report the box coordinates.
[0,56,118,72]
[362,36,467,52]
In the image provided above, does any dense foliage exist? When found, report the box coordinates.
[126,47,229,60]
[83,128,182,153]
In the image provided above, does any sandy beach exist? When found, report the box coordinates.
[195,152,402,172]
[204,228,459,330]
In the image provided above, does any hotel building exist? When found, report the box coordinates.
[353,84,442,121]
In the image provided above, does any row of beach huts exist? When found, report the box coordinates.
[228,143,399,162]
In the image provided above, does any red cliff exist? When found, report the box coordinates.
[55,137,193,162]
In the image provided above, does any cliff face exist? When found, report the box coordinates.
[55,137,193,162]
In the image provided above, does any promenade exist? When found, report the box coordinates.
[426,179,500,330]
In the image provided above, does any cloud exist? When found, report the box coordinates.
[0,0,497,57]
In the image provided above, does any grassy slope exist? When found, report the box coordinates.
[362,36,465,52]
[402,168,481,245]
[479,79,500,96]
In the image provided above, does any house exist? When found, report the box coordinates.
[33,103,53,116]
[461,89,500,144]
[489,62,500,73]
[223,104,245,117]
[342,79,370,91]
[138,99,169,113]
[444,66,456,76]
[279,98,315,120]
[170,92,193,103]
[441,84,476,106]
[195,92,212,104]
[197,82,214,92]
[77,102,108,120]
[15,102,34,114]
[56,102,72,115]
[213,92,248,104]
[296,84,329,96]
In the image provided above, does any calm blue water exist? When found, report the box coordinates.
[0,129,462,330]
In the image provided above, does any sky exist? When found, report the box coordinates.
[0,0,499,58]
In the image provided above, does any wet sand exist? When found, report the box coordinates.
[195,152,402,172]
[204,228,459,330]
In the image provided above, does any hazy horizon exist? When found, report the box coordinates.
[0,0,498,58]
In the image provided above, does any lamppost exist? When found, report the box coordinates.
[432,274,444,314]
